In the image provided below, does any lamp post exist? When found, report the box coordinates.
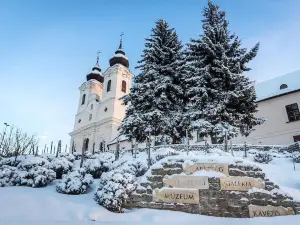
[0,123,10,152]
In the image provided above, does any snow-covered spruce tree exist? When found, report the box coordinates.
[184,0,263,143]
[119,19,186,143]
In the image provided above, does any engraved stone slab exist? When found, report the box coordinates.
[220,176,265,191]
[163,174,209,189]
[183,163,229,176]
[249,205,295,217]
[153,188,199,204]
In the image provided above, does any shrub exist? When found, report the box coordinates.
[94,171,136,212]
[20,166,56,187]
[56,168,93,195]
[254,152,273,164]
[0,155,27,167]
[0,166,22,187]
[0,165,55,188]
[17,156,49,171]
[83,153,114,179]
[59,153,75,163]
[48,158,73,179]
[292,153,300,163]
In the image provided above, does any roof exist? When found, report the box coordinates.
[255,70,300,102]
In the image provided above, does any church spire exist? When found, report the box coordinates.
[86,51,104,83]
[109,33,129,68]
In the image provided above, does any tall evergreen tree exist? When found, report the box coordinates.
[185,0,263,143]
[119,19,186,143]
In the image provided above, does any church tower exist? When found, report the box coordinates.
[69,38,134,153]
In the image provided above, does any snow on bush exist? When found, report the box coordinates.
[48,157,73,179]
[0,166,22,187]
[94,158,147,212]
[248,149,259,155]
[292,153,300,163]
[20,166,56,187]
[58,153,75,163]
[94,171,136,212]
[0,165,55,188]
[56,168,93,195]
[17,156,49,171]
[254,152,273,164]
[83,153,114,178]
[0,155,27,167]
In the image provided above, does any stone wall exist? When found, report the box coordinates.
[125,159,300,218]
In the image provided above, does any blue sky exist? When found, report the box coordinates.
[1,0,300,150]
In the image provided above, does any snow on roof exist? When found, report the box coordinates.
[91,69,101,75]
[113,53,128,60]
[256,70,300,101]
[108,134,129,145]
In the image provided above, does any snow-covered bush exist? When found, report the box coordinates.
[20,166,56,187]
[254,152,273,164]
[94,171,136,212]
[248,149,259,155]
[59,153,75,163]
[0,155,27,167]
[48,157,73,179]
[83,153,114,178]
[17,156,49,171]
[0,165,55,188]
[292,153,300,163]
[56,168,93,195]
[0,166,22,187]
[94,158,146,212]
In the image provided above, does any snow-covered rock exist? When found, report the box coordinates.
[56,168,93,195]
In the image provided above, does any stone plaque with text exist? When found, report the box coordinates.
[153,188,199,204]
[183,163,229,176]
[248,205,295,217]
[220,176,265,191]
[163,174,209,189]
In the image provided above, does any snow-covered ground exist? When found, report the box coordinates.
[1,151,300,225]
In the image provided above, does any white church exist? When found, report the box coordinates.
[69,39,134,153]
[69,39,300,153]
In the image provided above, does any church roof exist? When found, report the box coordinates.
[256,70,300,102]
[86,54,104,83]
[109,38,129,68]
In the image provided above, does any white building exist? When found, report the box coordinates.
[232,70,300,145]
[70,43,300,152]
[69,40,133,153]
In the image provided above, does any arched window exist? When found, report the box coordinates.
[107,80,111,92]
[121,80,126,93]
[91,104,93,110]
[81,94,86,105]
[280,84,288,90]
[100,142,103,152]
[89,114,92,121]
[83,138,89,152]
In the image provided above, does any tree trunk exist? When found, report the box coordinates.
[210,134,217,144]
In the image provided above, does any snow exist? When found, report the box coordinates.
[113,53,128,60]
[191,170,225,177]
[256,69,300,101]
[1,150,300,224]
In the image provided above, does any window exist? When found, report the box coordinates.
[91,104,93,110]
[104,107,108,112]
[286,103,300,122]
[83,138,89,152]
[78,119,81,123]
[280,84,288,90]
[293,135,300,142]
[81,94,86,105]
[107,80,111,92]
[121,80,126,93]
[196,131,204,142]
[89,114,92,121]
[99,142,103,152]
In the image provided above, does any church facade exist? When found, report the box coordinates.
[69,40,133,153]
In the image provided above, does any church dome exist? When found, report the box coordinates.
[87,54,104,83]
[109,38,129,68]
